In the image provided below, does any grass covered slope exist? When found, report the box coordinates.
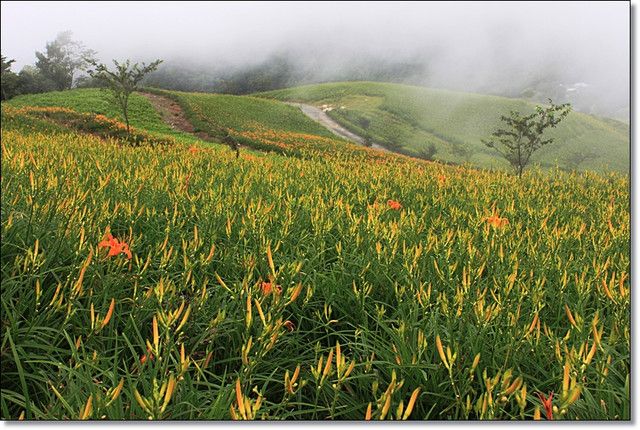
[256,82,629,173]
[163,90,345,140]
[144,88,406,163]
[2,88,204,145]
[1,91,630,420]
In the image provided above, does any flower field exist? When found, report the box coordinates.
[0,92,630,420]
[2,105,177,147]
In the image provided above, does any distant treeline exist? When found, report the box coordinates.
[2,46,427,100]
[140,55,428,95]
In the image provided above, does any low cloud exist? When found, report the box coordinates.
[1,1,629,116]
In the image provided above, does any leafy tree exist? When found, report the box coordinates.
[35,31,96,91]
[85,58,163,135]
[563,149,598,172]
[520,87,536,100]
[16,65,57,95]
[418,143,438,161]
[356,116,371,131]
[481,98,571,177]
[1,53,15,73]
[449,142,476,163]
[380,123,406,151]
[356,116,373,147]
[1,53,19,100]
[73,73,110,89]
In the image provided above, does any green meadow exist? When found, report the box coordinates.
[257,82,629,173]
[1,86,630,420]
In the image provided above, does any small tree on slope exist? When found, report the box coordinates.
[85,58,163,136]
[481,98,571,178]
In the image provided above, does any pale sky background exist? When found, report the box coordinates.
[0,1,631,108]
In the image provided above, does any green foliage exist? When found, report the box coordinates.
[3,88,207,147]
[35,31,97,91]
[418,143,438,161]
[85,59,163,134]
[562,150,599,172]
[0,89,630,421]
[356,116,371,131]
[378,122,406,151]
[146,89,342,141]
[2,105,176,147]
[1,53,19,100]
[520,88,536,100]
[2,55,58,99]
[481,99,572,177]
[449,142,476,163]
[142,55,426,95]
[256,82,629,173]
[15,66,57,95]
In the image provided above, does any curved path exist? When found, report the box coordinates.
[285,102,390,152]
[140,92,391,153]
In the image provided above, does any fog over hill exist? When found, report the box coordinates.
[1,1,630,119]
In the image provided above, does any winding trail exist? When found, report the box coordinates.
[139,91,391,153]
[285,102,391,152]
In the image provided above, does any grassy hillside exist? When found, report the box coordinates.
[2,89,204,146]
[157,90,344,140]
[1,89,630,421]
[256,82,629,173]
[143,88,407,163]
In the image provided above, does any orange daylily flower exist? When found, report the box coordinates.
[188,146,198,154]
[140,347,154,364]
[261,282,282,295]
[283,321,295,332]
[485,215,509,228]
[536,391,554,420]
[387,199,403,210]
[183,172,192,190]
[99,234,132,259]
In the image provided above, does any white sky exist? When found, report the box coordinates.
[0,1,631,101]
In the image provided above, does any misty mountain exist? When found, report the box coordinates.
[140,50,628,121]
[3,2,628,120]
[142,53,428,96]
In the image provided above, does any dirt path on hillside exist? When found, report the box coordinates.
[285,102,391,152]
[138,91,390,153]
[137,92,216,142]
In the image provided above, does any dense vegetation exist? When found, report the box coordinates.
[1,88,205,146]
[143,55,429,96]
[257,82,629,173]
[1,88,630,420]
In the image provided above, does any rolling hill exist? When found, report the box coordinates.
[9,84,628,174]
[256,82,629,173]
